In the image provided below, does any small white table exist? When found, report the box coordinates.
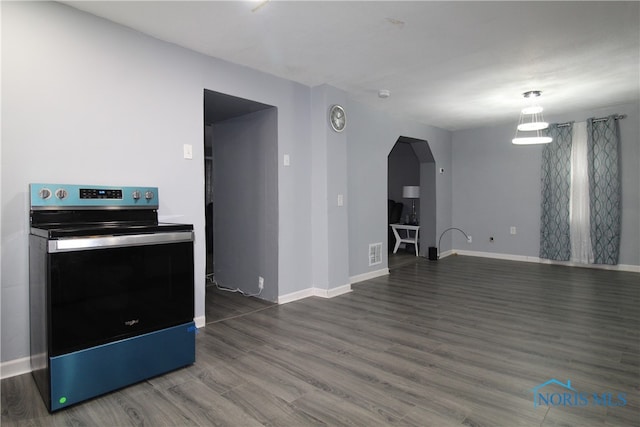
[390,224,420,256]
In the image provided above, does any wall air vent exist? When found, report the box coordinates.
[369,242,382,266]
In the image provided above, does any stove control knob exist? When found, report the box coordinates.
[55,189,68,200]
[39,188,51,199]
[144,191,155,201]
[132,190,141,200]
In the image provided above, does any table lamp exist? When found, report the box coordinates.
[402,185,420,225]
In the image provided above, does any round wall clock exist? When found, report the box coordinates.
[329,104,346,132]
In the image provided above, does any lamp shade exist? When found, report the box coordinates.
[402,186,420,198]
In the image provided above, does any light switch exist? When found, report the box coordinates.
[284,154,290,166]
[183,144,193,160]
[337,194,344,206]
[510,226,517,235]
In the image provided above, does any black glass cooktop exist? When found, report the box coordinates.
[31,222,193,239]
[30,208,192,239]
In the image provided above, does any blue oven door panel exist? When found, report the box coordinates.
[49,322,196,412]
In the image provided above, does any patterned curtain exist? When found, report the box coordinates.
[570,122,594,264]
[587,116,621,264]
[540,124,573,261]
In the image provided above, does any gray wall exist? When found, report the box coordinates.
[451,102,640,267]
[1,1,313,362]
[420,162,437,248]
[310,85,350,291]
[451,123,542,255]
[347,101,453,276]
[212,109,278,302]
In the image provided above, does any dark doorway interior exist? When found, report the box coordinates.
[203,90,278,306]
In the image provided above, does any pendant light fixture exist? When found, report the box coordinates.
[512,90,552,145]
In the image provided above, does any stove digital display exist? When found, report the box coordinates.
[79,188,123,199]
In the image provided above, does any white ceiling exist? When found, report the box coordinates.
[63,1,639,131]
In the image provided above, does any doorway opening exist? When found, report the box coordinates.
[203,89,279,321]
[387,136,436,267]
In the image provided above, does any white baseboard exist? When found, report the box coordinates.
[278,266,391,305]
[349,268,389,284]
[194,316,206,329]
[278,283,352,304]
[438,250,455,259]
[1,356,30,380]
[538,258,640,273]
[278,288,315,304]
[454,249,640,273]
[316,283,352,299]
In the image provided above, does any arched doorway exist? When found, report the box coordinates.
[387,136,436,257]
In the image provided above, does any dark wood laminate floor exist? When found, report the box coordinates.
[388,251,421,270]
[205,282,276,324]
[3,256,639,426]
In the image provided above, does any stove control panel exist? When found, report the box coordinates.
[79,188,123,199]
[30,184,159,209]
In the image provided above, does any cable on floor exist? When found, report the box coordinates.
[207,273,263,297]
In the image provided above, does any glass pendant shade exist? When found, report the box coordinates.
[512,91,552,145]
[518,121,549,131]
[522,106,543,114]
[512,136,553,145]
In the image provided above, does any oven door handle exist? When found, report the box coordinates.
[48,231,194,253]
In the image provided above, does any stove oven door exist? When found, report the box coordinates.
[46,231,194,356]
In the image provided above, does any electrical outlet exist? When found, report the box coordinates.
[183,144,193,160]
[258,276,264,290]
[467,235,472,243]
[510,226,517,235]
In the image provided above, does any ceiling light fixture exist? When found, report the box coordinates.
[378,89,391,99]
[512,90,552,145]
